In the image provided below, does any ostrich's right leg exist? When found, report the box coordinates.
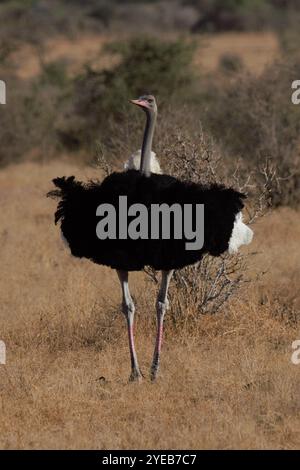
[117,270,143,382]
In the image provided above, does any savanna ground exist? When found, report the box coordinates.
[0,158,299,449]
[0,2,300,449]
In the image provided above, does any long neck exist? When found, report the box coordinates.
[140,111,156,177]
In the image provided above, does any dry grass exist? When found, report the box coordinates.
[10,34,117,79]
[10,31,279,79]
[194,32,279,76]
[0,160,299,449]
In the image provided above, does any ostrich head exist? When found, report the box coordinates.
[130,95,157,116]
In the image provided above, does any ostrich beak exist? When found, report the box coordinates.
[130,99,149,109]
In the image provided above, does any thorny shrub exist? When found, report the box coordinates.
[98,124,271,322]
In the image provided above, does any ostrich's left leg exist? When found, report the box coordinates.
[151,270,174,381]
[117,270,143,382]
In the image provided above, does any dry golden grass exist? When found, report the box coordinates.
[10,34,117,79]
[0,160,299,449]
[194,32,279,75]
[10,31,279,79]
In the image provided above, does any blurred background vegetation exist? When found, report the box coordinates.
[0,0,300,206]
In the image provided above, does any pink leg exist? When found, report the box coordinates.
[151,270,173,381]
[151,305,165,380]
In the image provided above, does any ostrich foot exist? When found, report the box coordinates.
[129,369,143,383]
[150,364,160,382]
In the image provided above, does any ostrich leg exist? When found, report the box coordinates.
[117,270,143,382]
[151,270,174,381]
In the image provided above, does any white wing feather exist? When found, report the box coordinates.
[124,149,162,174]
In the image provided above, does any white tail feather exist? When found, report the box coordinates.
[228,212,253,254]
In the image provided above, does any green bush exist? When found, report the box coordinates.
[219,53,244,74]
[203,59,300,206]
[0,56,72,166]
[58,36,196,150]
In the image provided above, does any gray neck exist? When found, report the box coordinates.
[140,111,156,177]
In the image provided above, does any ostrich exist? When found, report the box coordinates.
[48,95,253,382]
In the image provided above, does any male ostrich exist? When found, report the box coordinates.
[48,95,253,382]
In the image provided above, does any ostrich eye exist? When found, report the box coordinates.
[148,99,153,104]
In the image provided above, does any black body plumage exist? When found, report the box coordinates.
[48,170,246,271]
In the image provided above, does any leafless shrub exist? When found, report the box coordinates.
[271,297,299,326]
[171,254,249,317]
[219,53,244,74]
[145,127,268,321]
[162,126,222,185]
[94,141,113,177]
